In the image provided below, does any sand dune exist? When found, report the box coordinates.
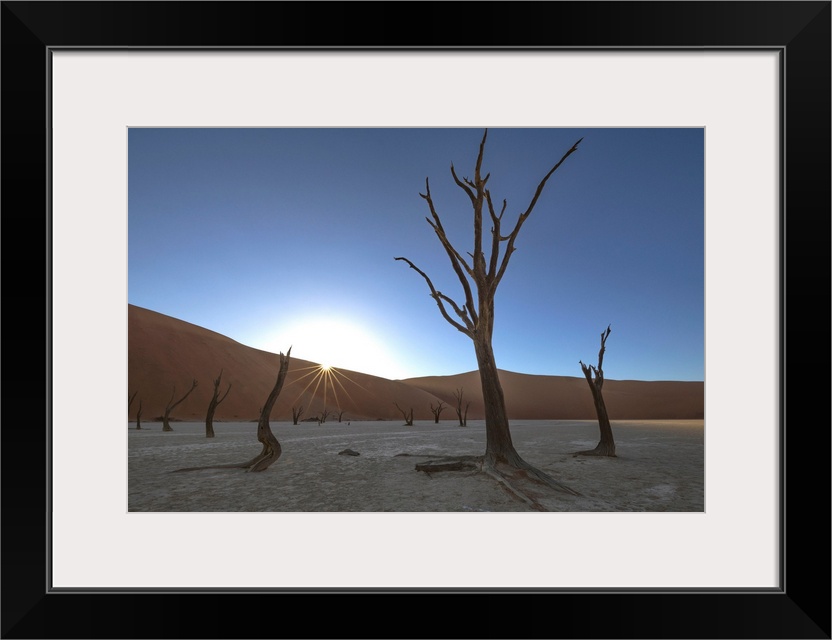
[404,371,704,420]
[128,305,442,423]
[128,304,704,423]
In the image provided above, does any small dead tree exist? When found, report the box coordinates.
[576,325,616,457]
[319,407,330,424]
[292,405,304,425]
[336,409,347,423]
[394,402,414,426]
[205,370,232,438]
[162,379,198,432]
[452,388,470,427]
[135,398,143,430]
[429,401,447,423]
[174,349,292,473]
[396,129,582,502]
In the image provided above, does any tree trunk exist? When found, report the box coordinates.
[205,407,216,438]
[473,333,524,468]
[205,371,231,438]
[172,351,290,474]
[162,379,198,432]
[577,366,616,456]
[430,401,446,423]
[292,406,304,425]
[453,389,468,426]
[394,402,414,426]
[577,326,616,457]
[136,399,142,430]
[243,351,291,471]
[591,389,615,456]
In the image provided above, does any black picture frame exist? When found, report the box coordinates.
[2,2,829,638]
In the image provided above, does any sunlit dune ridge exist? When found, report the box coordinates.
[127,304,704,423]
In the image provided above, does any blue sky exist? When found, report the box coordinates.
[128,127,703,381]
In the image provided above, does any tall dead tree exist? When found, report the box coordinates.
[452,388,470,427]
[576,325,616,457]
[429,401,446,423]
[135,398,143,430]
[162,379,198,432]
[394,402,414,426]
[396,129,581,498]
[205,370,232,438]
[336,409,347,423]
[319,408,330,424]
[174,349,292,473]
[292,405,304,425]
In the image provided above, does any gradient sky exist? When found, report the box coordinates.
[128,127,703,382]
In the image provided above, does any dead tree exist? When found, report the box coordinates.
[292,405,304,425]
[128,391,137,411]
[319,407,330,424]
[162,379,198,432]
[336,409,347,423]
[205,370,232,438]
[575,325,616,457]
[174,349,292,473]
[429,401,446,423]
[396,129,582,501]
[452,388,470,427]
[394,402,414,426]
[135,398,143,430]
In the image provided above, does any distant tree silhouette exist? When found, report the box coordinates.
[336,409,347,423]
[394,402,414,426]
[319,407,330,424]
[396,129,582,501]
[135,398,143,430]
[162,379,198,432]
[292,405,304,425]
[429,401,446,423]
[452,388,470,427]
[576,325,616,457]
[205,370,231,438]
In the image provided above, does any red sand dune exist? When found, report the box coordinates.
[128,304,703,423]
[403,371,704,420]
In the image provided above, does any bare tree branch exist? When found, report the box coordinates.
[471,131,488,279]
[485,190,507,279]
[450,164,476,206]
[163,379,198,431]
[214,369,232,405]
[493,137,583,292]
[394,402,414,426]
[595,325,611,383]
[421,179,478,320]
[394,257,473,336]
[424,215,474,277]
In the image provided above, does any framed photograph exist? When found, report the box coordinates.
[3,2,829,638]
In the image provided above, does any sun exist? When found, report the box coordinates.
[264,317,403,379]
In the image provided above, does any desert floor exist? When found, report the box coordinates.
[127,419,704,512]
